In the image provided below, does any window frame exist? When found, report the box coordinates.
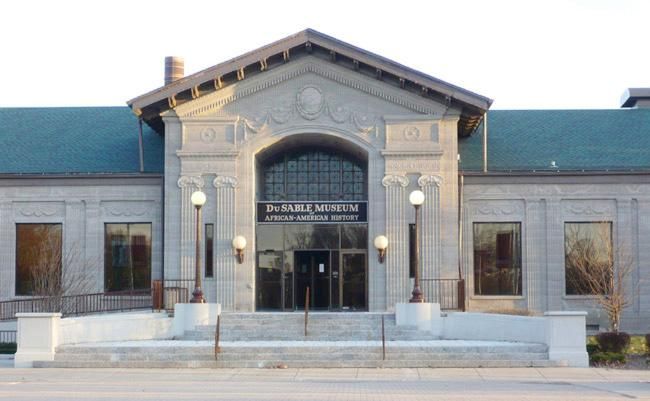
[15,222,64,297]
[103,222,152,293]
[471,221,523,298]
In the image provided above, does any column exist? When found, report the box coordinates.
[525,199,544,311]
[213,175,237,311]
[382,174,409,311]
[64,200,86,293]
[0,201,11,299]
[177,176,204,283]
[545,199,563,310]
[85,201,102,292]
[418,174,442,301]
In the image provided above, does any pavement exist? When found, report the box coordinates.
[0,366,648,400]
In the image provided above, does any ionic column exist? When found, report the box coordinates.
[418,175,442,301]
[177,176,204,283]
[382,174,409,310]
[213,176,237,311]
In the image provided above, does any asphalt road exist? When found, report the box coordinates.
[0,367,648,400]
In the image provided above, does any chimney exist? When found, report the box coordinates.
[164,56,184,85]
[621,88,650,108]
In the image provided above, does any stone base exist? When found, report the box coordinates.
[173,303,221,336]
[395,303,441,333]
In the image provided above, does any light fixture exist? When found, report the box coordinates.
[409,190,425,206]
[409,189,425,303]
[374,235,388,263]
[232,235,247,264]
[191,190,207,207]
[190,190,207,303]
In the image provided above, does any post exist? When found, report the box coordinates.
[214,314,221,360]
[381,315,386,361]
[190,204,205,303]
[304,287,310,337]
[410,202,424,303]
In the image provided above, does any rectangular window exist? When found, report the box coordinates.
[16,223,63,296]
[564,222,612,295]
[409,224,416,278]
[104,223,151,292]
[205,224,214,278]
[473,223,522,296]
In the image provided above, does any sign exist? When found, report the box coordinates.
[257,201,367,224]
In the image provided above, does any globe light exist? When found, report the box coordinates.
[190,190,207,207]
[409,190,425,206]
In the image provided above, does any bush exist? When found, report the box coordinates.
[596,332,631,353]
[586,343,600,357]
[645,334,650,356]
[0,343,16,354]
[591,351,626,366]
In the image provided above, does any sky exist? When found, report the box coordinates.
[0,0,648,110]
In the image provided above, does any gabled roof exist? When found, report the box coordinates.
[0,107,163,174]
[459,108,650,172]
[128,29,492,136]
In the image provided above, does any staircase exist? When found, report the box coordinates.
[34,312,566,368]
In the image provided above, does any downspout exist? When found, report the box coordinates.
[482,112,488,173]
[138,118,145,173]
[457,172,466,311]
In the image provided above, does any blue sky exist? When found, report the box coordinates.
[1,0,648,109]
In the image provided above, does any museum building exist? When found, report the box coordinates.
[1,30,649,331]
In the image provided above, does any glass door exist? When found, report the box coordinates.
[341,252,367,311]
[256,251,283,310]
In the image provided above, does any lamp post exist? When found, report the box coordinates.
[190,190,207,303]
[409,190,425,303]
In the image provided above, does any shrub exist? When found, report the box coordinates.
[645,334,650,356]
[586,343,600,357]
[596,332,631,353]
[591,351,626,366]
[0,343,16,354]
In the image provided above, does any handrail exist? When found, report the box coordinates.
[419,278,464,311]
[214,314,221,360]
[304,287,310,337]
[381,314,386,361]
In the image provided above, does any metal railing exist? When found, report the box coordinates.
[0,330,16,344]
[159,279,195,311]
[0,289,153,321]
[420,278,465,311]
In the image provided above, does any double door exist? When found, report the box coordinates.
[257,250,366,311]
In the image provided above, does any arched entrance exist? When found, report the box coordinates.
[255,135,369,311]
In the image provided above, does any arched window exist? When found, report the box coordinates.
[261,147,367,201]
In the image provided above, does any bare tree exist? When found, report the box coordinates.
[565,223,634,333]
[27,227,96,313]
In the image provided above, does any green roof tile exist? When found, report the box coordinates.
[459,109,650,171]
[0,107,163,174]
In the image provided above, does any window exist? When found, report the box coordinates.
[205,224,214,278]
[104,223,151,292]
[473,223,522,296]
[564,222,612,295]
[16,223,62,296]
[261,147,366,201]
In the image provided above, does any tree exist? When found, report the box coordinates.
[565,222,634,333]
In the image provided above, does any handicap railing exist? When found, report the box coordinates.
[420,278,466,311]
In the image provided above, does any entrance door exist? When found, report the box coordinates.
[294,251,330,310]
[341,252,367,311]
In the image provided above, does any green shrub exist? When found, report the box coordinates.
[596,332,631,353]
[645,334,650,356]
[586,343,600,356]
[590,351,626,366]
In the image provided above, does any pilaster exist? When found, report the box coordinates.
[382,174,409,310]
[546,199,563,310]
[525,199,545,311]
[177,176,204,282]
[0,201,11,299]
[418,175,442,298]
[213,176,238,311]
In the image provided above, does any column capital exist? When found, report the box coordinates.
[177,175,204,189]
[213,175,238,189]
[382,174,409,188]
[417,174,443,188]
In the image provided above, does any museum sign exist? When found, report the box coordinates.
[257,201,368,224]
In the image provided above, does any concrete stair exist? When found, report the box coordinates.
[33,312,567,368]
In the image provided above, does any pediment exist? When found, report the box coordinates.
[129,29,491,136]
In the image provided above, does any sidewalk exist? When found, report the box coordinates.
[0,367,648,400]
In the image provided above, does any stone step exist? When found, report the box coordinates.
[35,359,566,369]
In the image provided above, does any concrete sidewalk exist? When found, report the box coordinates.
[0,367,648,400]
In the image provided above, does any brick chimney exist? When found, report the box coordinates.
[164,56,184,85]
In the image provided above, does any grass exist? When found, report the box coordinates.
[588,335,647,355]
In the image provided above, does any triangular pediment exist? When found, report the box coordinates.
[128,29,491,136]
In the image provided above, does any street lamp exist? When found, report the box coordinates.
[409,190,425,303]
[374,235,388,263]
[190,190,207,303]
